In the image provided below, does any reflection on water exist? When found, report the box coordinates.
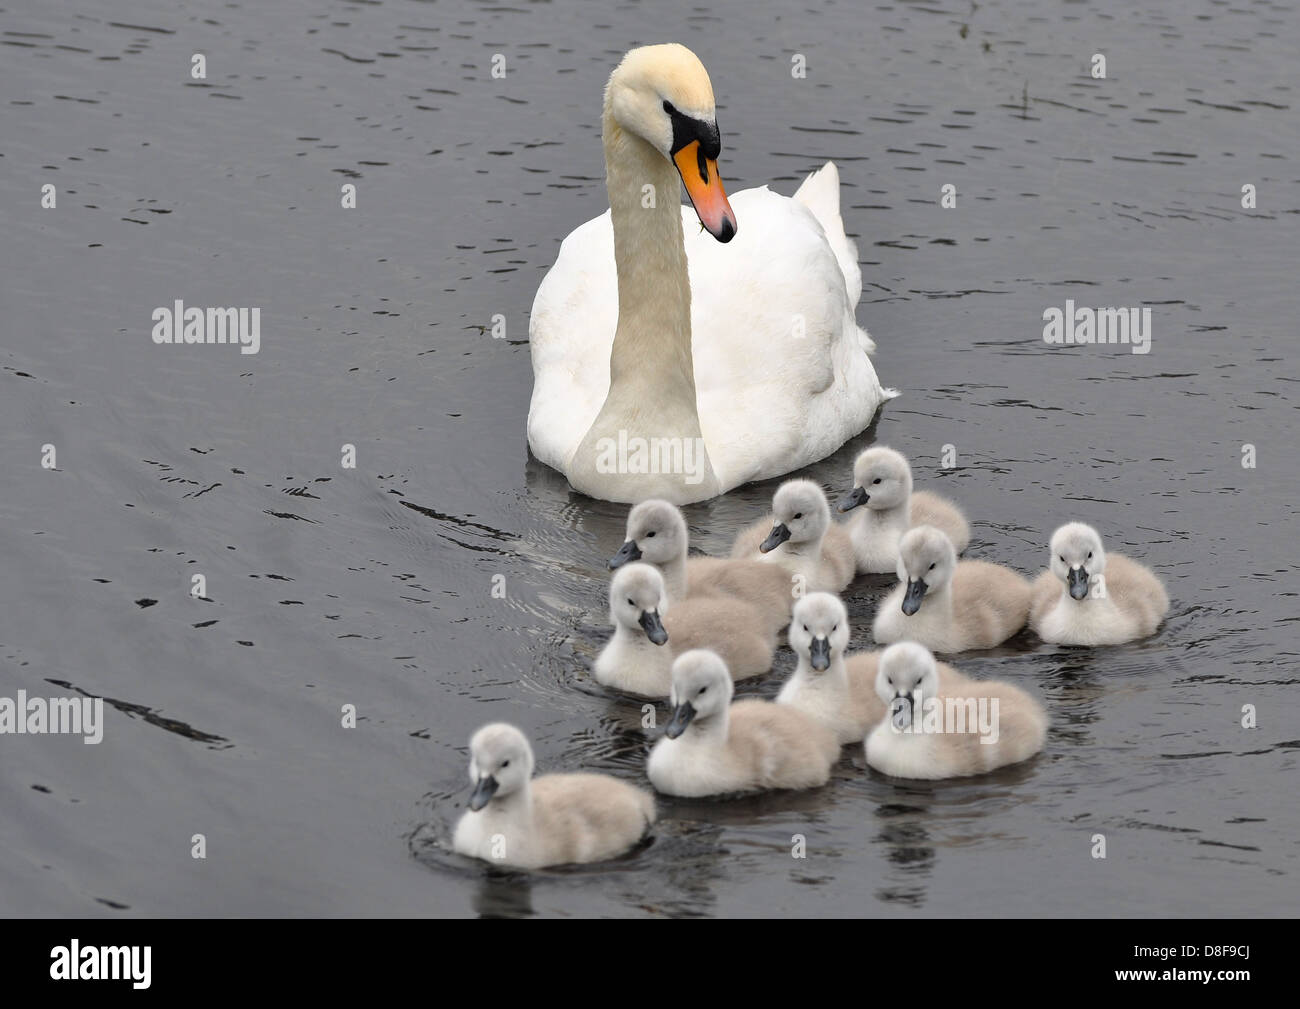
[1,0,1296,917]
[876,807,936,909]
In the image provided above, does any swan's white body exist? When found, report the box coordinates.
[526,46,892,504]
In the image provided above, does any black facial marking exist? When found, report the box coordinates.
[663,100,721,161]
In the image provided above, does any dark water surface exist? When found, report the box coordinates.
[2,0,1297,917]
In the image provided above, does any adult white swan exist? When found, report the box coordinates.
[527,44,894,504]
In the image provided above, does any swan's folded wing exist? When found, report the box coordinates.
[793,161,862,311]
[685,189,888,486]
[527,212,618,470]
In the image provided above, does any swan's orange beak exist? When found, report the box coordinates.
[673,140,737,243]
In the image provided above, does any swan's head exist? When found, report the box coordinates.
[839,447,913,512]
[609,563,669,645]
[610,498,688,569]
[875,642,940,711]
[790,593,849,672]
[1049,522,1106,600]
[666,649,733,738]
[466,722,534,811]
[761,479,832,552]
[896,525,958,614]
[605,43,736,242]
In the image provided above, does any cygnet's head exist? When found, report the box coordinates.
[761,479,832,553]
[605,44,736,242]
[665,649,733,738]
[839,447,913,513]
[609,563,669,645]
[1049,522,1107,600]
[790,593,850,672]
[875,641,941,709]
[610,499,688,570]
[896,525,958,615]
[466,723,535,811]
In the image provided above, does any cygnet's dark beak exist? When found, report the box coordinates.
[902,577,928,616]
[609,540,641,570]
[665,701,696,739]
[760,523,791,553]
[838,486,869,513]
[639,608,668,645]
[469,775,499,811]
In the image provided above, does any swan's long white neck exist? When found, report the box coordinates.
[562,94,720,502]
[602,106,697,408]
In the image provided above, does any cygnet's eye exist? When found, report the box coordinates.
[887,677,893,686]
[1059,556,1066,564]
[928,562,936,570]
[793,512,803,520]
[627,598,635,606]
[646,531,656,538]
[698,686,707,695]
[832,624,838,632]
[1087,551,1093,559]
[501,760,510,769]
[803,624,809,633]
[873,478,882,485]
